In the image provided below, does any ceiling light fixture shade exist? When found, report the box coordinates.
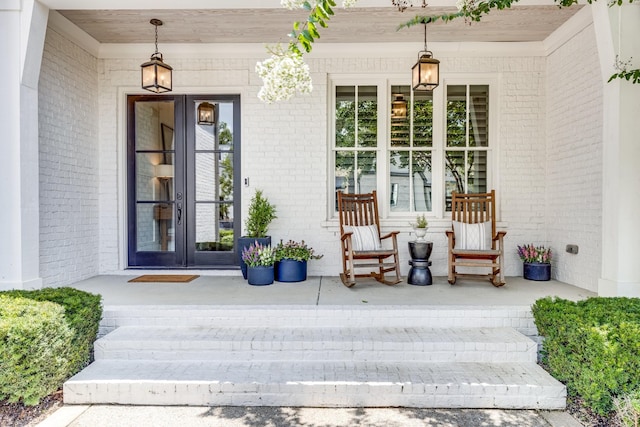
[197,102,216,125]
[391,94,408,119]
[141,19,173,93]
[412,22,440,91]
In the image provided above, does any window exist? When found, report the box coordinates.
[389,85,433,212]
[334,85,378,195]
[331,79,494,218]
[445,85,490,209]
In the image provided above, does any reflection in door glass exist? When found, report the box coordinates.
[136,204,175,252]
[134,100,175,252]
[195,204,234,252]
[194,101,234,252]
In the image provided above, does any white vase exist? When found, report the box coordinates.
[413,227,427,241]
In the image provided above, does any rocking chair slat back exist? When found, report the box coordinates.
[451,190,497,238]
[337,191,381,236]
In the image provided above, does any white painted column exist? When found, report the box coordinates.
[0,0,48,290]
[593,2,640,296]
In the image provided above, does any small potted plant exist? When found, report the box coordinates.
[517,244,552,281]
[274,240,323,282]
[237,189,277,279]
[410,214,428,241]
[242,241,276,286]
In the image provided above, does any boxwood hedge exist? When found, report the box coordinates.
[532,296,640,415]
[0,287,102,405]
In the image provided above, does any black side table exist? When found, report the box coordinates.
[407,241,433,286]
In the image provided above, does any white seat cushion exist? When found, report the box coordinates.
[453,221,492,250]
[343,225,381,251]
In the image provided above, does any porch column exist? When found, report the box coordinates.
[593,2,640,297]
[0,0,48,290]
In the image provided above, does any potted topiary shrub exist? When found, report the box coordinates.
[274,240,323,282]
[242,241,276,286]
[517,244,552,281]
[237,189,277,279]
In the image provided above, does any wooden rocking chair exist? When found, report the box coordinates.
[446,190,506,287]
[337,191,402,287]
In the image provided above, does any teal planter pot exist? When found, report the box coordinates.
[523,262,551,281]
[247,265,274,286]
[275,259,307,282]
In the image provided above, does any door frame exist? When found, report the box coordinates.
[126,94,241,268]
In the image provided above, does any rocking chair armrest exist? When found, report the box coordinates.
[380,231,399,240]
[445,229,455,249]
[340,231,353,242]
[493,230,507,241]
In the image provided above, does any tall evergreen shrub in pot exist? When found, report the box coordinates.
[238,189,277,279]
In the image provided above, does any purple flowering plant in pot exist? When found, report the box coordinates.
[517,244,552,281]
[274,240,323,282]
[242,241,276,286]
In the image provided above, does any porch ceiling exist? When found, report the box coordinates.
[57,6,583,44]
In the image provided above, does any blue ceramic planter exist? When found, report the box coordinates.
[238,236,271,279]
[275,259,307,282]
[247,265,274,286]
[523,262,551,281]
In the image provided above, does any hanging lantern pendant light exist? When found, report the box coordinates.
[412,22,440,91]
[141,19,173,93]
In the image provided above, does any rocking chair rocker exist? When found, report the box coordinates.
[337,191,402,287]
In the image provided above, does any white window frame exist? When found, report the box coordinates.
[328,74,500,223]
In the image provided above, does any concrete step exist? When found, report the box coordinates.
[94,326,537,363]
[68,305,565,409]
[99,305,538,338]
[64,359,566,409]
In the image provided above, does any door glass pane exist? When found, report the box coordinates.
[136,203,174,252]
[195,203,234,252]
[218,102,234,149]
[134,100,175,252]
[195,152,216,201]
[136,153,174,201]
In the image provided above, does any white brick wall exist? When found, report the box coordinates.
[37,18,602,291]
[96,54,548,279]
[545,24,603,292]
[38,27,99,286]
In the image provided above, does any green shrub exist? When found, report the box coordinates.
[1,287,102,374]
[0,296,73,405]
[532,297,640,415]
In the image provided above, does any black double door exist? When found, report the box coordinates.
[127,94,241,268]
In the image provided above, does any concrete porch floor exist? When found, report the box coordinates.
[64,274,596,306]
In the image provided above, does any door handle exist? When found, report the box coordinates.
[177,202,182,225]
